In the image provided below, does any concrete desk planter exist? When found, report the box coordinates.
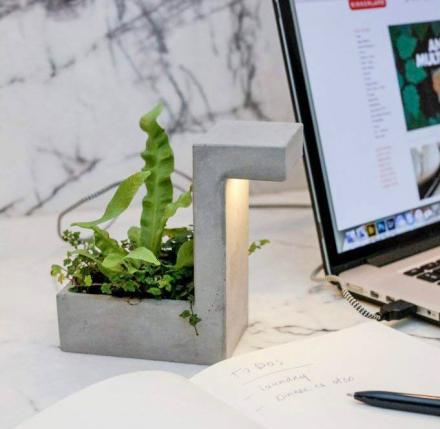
[57,287,199,363]
[57,120,303,365]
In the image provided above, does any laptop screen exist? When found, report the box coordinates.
[292,0,440,253]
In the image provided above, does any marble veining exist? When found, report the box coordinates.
[0,0,295,216]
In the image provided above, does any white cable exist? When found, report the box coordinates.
[311,265,382,321]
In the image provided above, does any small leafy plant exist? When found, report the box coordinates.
[51,104,270,335]
[51,105,199,331]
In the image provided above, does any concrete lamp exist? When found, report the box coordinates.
[57,120,303,365]
[192,120,303,363]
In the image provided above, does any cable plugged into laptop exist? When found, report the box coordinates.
[312,267,418,322]
[378,300,418,322]
[336,276,417,321]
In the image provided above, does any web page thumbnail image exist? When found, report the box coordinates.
[389,21,440,131]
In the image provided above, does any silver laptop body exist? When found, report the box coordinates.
[275,0,440,323]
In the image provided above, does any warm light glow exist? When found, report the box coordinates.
[225,178,249,205]
[225,178,249,350]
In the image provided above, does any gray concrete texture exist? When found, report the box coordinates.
[57,121,304,364]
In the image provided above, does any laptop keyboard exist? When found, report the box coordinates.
[404,260,440,283]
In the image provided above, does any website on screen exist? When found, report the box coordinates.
[294,0,440,252]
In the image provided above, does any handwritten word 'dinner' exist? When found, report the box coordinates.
[275,376,355,402]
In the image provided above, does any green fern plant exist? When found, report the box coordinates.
[51,104,269,334]
[51,104,198,331]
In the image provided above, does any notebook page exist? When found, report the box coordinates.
[16,371,263,429]
[192,323,440,428]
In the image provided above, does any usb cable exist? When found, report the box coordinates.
[311,265,417,322]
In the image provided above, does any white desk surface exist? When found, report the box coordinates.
[2,191,440,428]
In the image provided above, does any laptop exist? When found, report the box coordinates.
[274,0,440,323]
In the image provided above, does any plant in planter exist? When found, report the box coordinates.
[50,105,285,365]
[51,104,201,332]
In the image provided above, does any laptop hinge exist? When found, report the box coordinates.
[367,234,440,267]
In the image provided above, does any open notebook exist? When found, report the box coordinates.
[17,323,440,428]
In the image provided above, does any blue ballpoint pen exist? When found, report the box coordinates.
[352,391,440,417]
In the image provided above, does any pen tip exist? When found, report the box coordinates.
[346,393,354,398]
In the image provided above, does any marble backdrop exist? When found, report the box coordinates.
[0,0,302,217]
